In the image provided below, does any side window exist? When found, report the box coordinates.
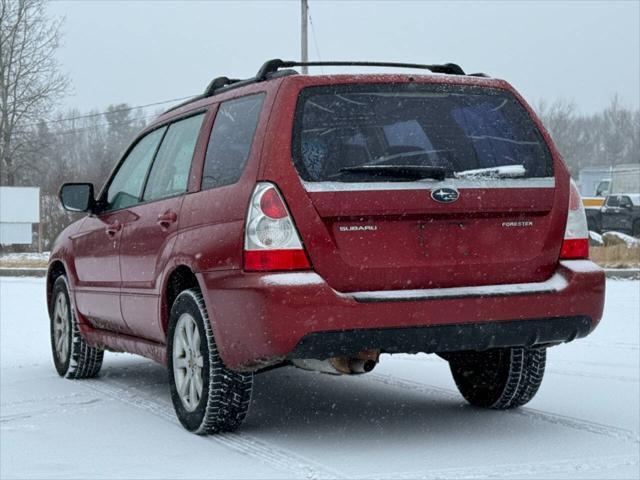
[201,93,265,190]
[106,127,166,211]
[606,196,620,207]
[143,113,205,202]
[619,196,633,208]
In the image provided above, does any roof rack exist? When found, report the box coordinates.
[163,59,469,114]
[256,59,467,80]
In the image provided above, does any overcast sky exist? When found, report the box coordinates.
[49,0,639,115]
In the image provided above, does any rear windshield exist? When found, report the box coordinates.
[292,84,553,182]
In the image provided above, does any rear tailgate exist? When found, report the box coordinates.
[262,76,569,292]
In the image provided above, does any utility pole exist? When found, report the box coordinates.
[301,0,308,74]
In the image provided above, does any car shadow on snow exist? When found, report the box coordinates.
[96,355,529,443]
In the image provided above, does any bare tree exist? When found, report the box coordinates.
[536,97,640,177]
[0,0,68,185]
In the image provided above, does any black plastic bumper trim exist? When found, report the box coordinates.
[289,316,593,360]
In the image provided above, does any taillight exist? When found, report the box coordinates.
[244,183,311,271]
[560,179,589,259]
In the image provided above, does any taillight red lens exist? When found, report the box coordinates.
[244,249,311,271]
[560,179,590,260]
[259,188,288,219]
[244,183,312,272]
[560,238,589,259]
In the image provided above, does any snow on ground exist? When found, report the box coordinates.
[0,252,49,262]
[1,277,639,479]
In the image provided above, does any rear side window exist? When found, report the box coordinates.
[619,196,633,208]
[202,93,265,190]
[143,113,205,202]
[293,85,553,182]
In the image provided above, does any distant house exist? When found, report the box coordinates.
[0,187,40,246]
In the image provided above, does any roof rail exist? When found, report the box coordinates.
[204,76,241,96]
[255,59,466,80]
[163,59,469,115]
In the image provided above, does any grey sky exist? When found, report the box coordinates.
[49,0,640,115]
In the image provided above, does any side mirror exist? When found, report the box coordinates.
[59,183,96,213]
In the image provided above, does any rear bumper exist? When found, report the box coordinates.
[199,260,605,371]
[291,317,591,359]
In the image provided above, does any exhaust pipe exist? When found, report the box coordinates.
[348,358,377,373]
[293,349,380,375]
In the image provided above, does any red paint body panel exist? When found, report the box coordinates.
[199,260,604,370]
[119,195,183,343]
[70,213,124,331]
[46,71,605,372]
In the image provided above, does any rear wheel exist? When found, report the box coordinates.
[50,276,104,379]
[633,220,640,238]
[167,289,253,434]
[447,347,546,409]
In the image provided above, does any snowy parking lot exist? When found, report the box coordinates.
[1,276,638,479]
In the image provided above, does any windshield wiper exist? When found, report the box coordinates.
[339,165,446,181]
[454,164,526,179]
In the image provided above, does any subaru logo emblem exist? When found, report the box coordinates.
[431,187,459,203]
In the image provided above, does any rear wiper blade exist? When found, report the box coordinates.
[339,165,446,181]
[454,164,526,179]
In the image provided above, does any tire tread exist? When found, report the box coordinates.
[174,289,253,435]
[52,276,104,379]
[450,346,546,410]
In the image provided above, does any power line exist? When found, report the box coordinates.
[14,112,161,137]
[17,94,196,129]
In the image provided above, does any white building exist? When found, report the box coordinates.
[0,187,40,245]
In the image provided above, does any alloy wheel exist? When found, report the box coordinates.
[172,313,204,412]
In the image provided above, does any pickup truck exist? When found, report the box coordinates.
[586,193,640,236]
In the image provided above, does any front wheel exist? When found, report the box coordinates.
[447,347,546,409]
[50,276,104,379]
[167,289,253,435]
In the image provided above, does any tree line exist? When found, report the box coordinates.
[14,105,150,251]
[536,97,639,175]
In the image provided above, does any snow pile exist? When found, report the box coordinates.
[0,251,49,261]
[602,231,640,247]
[0,251,49,268]
[589,230,604,246]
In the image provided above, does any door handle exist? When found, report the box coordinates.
[157,211,177,228]
[106,221,122,236]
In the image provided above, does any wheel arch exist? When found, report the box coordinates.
[162,265,203,336]
[47,260,68,316]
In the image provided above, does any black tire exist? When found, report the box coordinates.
[50,276,104,379]
[447,347,546,409]
[167,289,253,435]
[633,220,640,238]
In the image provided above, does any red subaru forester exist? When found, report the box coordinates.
[48,59,605,434]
